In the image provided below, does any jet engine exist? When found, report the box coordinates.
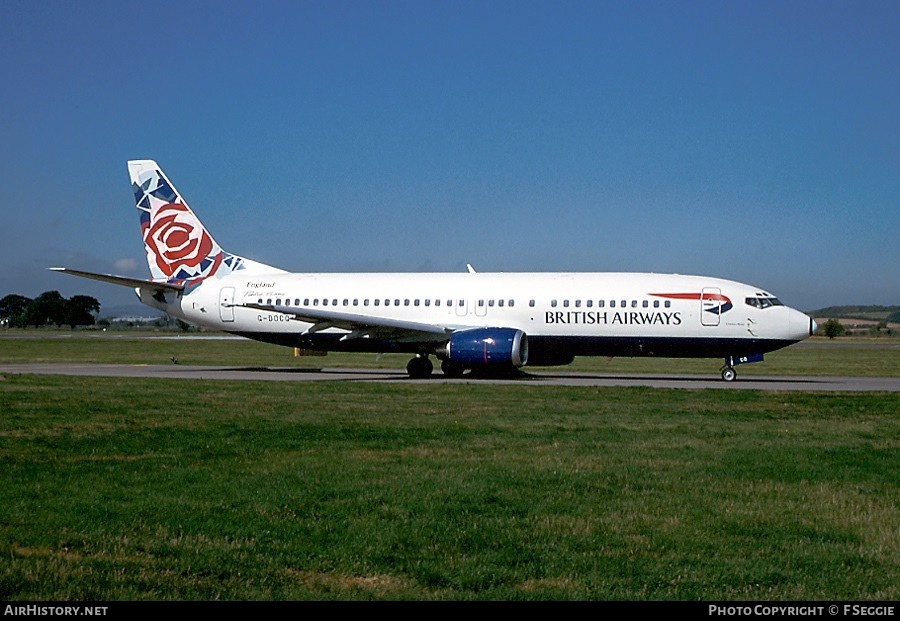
[439,327,529,368]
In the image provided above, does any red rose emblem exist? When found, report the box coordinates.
[143,203,215,278]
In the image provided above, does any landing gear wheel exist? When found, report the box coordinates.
[440,359,466,378]
[406,356,433,379]
[721,366,737,382]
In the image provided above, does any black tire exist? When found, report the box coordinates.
[440,359,466,378]
[406,356,433,379]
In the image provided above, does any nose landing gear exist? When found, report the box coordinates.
[720,353,764,382]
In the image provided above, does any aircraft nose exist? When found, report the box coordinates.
[789,308,816,341]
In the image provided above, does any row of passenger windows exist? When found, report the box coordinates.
[258,297,671,309]
[260,297,515,308]
[550,299,671,309]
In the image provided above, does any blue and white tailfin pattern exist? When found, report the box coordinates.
[128,160,276,284]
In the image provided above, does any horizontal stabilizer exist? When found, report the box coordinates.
[49,267,184,292]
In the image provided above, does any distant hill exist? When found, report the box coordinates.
[807,305,900,324]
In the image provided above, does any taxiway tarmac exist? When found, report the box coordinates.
[1,363,898,391]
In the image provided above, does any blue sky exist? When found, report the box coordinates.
[1,0,897,313]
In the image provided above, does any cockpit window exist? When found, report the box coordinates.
[746,296,783,309]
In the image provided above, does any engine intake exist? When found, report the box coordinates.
[440,328,528,368]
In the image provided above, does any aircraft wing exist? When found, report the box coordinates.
[237,302,455,343]
[49,267,185,292]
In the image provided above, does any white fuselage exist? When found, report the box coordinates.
[141,270,813,362]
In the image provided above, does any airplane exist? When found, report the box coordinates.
[52,159,817,381]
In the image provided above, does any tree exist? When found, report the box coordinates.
[27,291,67,327]
[65,295,101,329]
[0,294,31,327]
[820,318,845,339]
[868,321,888,337]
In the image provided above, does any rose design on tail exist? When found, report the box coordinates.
[143,202,220,279]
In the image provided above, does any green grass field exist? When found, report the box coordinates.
[0,333,897,600]
[1,330,898,377]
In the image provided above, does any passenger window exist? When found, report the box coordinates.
[610,300,616,308]
[642,300,648,308]
[653,300,659,308]
[665,301,671,308]
[529,300,535,307]
[509,300,515,307]
[598,300,605,308]
[551,300,558,308]
[631,300,638,308]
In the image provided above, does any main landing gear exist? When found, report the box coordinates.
[720,365,737,382]
[440,359,466,378]
[406,355,468,379]
[406,355,433,379]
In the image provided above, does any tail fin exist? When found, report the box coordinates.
[128,160,280,284]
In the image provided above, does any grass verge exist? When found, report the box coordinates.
[0,332,898,377]
[0,375,896,600]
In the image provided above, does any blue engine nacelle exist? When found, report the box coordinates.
[440,328,529,368]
